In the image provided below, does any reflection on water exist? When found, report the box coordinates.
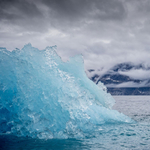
[1,96,150,150]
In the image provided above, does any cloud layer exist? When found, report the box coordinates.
[119,69,150,80]
[1,0,150,71]
[106,81,150,88]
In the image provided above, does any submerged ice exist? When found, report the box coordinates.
[0,44,132,139]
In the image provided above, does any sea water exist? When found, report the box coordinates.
[1,96,150,149]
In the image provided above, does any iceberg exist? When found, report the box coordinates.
[0,44,132,139]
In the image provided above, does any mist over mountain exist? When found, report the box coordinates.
[87,62,150,95]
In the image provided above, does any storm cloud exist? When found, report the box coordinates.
[1,0,150,73]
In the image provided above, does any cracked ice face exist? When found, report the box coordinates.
[0,44,132,139]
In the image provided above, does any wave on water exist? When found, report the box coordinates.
[0,44,132,139]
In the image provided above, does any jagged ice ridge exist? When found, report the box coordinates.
[0,44,132,139]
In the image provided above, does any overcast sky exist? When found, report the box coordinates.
[1,0,150,71]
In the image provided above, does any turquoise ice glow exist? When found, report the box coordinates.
[0,44,132,139]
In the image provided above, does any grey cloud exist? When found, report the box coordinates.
[0,0,126,31]
[42,0,126,21]
[106,81,150,88]
[119,69,150,80]
[0,0,42,20]
[0,0,45,32]
[0,0,150,72]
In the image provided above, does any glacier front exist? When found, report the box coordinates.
[0,44,132,139]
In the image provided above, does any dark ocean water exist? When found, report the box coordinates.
[1,96,150,150]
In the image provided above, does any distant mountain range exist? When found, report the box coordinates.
[87,63,150,95]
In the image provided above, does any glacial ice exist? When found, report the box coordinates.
[0,44,132,139]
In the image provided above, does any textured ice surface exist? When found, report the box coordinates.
[0,44,132,139]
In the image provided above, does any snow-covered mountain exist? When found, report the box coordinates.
[87,63,150,95]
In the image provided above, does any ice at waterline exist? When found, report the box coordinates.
[0,44,132,139]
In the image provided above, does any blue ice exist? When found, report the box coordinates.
[0,44,132,139]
